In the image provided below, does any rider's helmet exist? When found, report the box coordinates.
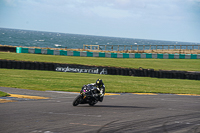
[96,79,103,87]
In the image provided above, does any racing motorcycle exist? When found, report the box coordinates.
[73,84,100,106]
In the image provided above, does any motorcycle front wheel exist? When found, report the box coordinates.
[72,95,82,106]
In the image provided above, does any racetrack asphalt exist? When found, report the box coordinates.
[0,87,200,133]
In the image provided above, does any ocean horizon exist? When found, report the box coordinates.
[0,27,199,51]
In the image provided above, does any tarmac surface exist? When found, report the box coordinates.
[1,87,200,133]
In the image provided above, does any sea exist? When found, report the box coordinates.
[0,28,199,51]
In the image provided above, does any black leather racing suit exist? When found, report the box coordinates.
[91,83,105,102]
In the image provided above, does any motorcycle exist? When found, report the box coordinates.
[73,84,100,106]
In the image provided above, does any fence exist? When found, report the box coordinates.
[16,47,200,59]
[83,44,200,51]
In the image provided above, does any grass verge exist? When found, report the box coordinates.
[0,91,10,97]
[0,52,200,71]
[0,69,200,94]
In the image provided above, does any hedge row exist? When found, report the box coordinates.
[0,46,16,52]
[0,59,199,80]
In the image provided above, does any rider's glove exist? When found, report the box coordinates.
[100,89,104,97]
[100,93,104,97]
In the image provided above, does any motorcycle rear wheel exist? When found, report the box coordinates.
[73,95,82,106]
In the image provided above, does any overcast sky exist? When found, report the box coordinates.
[0,0,200,43]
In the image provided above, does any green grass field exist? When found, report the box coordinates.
[0,52,200,71]
[0,52,200,96]
[0,91,10,97]
[0,69,200,95]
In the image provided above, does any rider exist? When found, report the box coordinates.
[92,79,105,102]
